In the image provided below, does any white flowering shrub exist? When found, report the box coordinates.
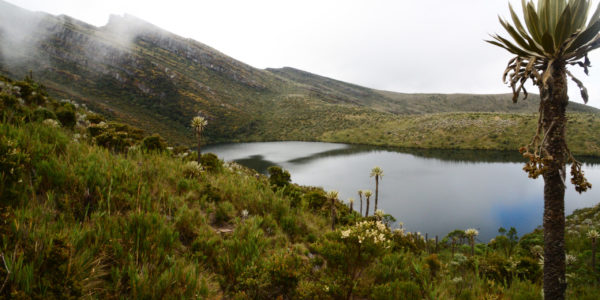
[314,220,392,298]
[182,161,204,178]
[42,118,60,128]
[340,220,391,247]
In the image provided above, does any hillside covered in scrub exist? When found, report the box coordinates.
[1,0,599,156]
[2,74,599,299]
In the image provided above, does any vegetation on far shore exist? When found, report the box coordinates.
[318,112,600,157]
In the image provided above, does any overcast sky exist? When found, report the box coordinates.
[5,0,600,108]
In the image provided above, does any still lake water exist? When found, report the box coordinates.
[204,141,600,242]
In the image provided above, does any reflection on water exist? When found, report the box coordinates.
[204,142,600,241]
[234,155,276,174]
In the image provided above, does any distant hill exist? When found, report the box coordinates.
[267,67,597,115]
[0,0,597,147]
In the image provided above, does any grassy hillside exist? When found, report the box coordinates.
[268,67,598,115]
[1,1,598,153]
[2,71,600,299]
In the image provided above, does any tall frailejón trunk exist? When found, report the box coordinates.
[592,238,596,282]
[197,136,202,164]
[331,198,336,230]
[541,61,568,300]
[365,197,370,218]
[359,194,363,216]
[374,177,379,212]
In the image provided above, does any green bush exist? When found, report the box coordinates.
[95,131,135,153]
[516,257,542,282]
[503,279,542,300]
[142,134,167,152]
[56,106,76,128]
[182,161,203,179]
[304,190,327,211]
[86,113,105,124]
[215,201,235,225]
[0,133,31,204]
[191,224,222,265]
[87,122,106,137]
[200,153,223,173]
[479,254,512,284]
[260,214,278,236]
[217,217,267,292]
[280,214,299,238]
[0,92,19,109]
[518,229,543,255]
[315,221,392,298]
[15,79,47,105]
[174,205,201,245]
[234,248,304,299]
[424,253,441,278]
[32,107,57,122]
[372,280,421,300]
[267,165,291,188]
[371,252,412,283]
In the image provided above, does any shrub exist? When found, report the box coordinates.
[217,217,267,292]
[32,107,57,122]
[42,119,60,128]
[516,257,542,282]
[141,134,166,152]
[199,182,222,203]
[304,190,327,211]
[280,214,299,238]
[174,206,201,245]
[370,252,412,284]
[518,229,543,256]
[315,221,392,298]
[235,249,305,299]
[86,113,105,124]
[371,280,421,300]
[214,201,235,225]
[200,153,223,173]
[424,254,441,278]
[267,166,291,188]
[15,80,47,105]
[260,214,278,236]
[95,131,134,153]
[479,254,512,284]
[0,92,19,109]
[503,279,542,300]
[0,134,31,203]
[56,106,76,128]
[88,121,108,137]
[182,161,203,178]
[191,224,222,265]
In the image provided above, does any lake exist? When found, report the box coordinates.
[204,141,600,242]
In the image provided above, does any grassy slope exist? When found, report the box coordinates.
[2,75,599,299]
[0,75,331,298]
[268,67,598,114]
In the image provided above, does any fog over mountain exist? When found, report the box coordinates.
[0,0,597,147]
